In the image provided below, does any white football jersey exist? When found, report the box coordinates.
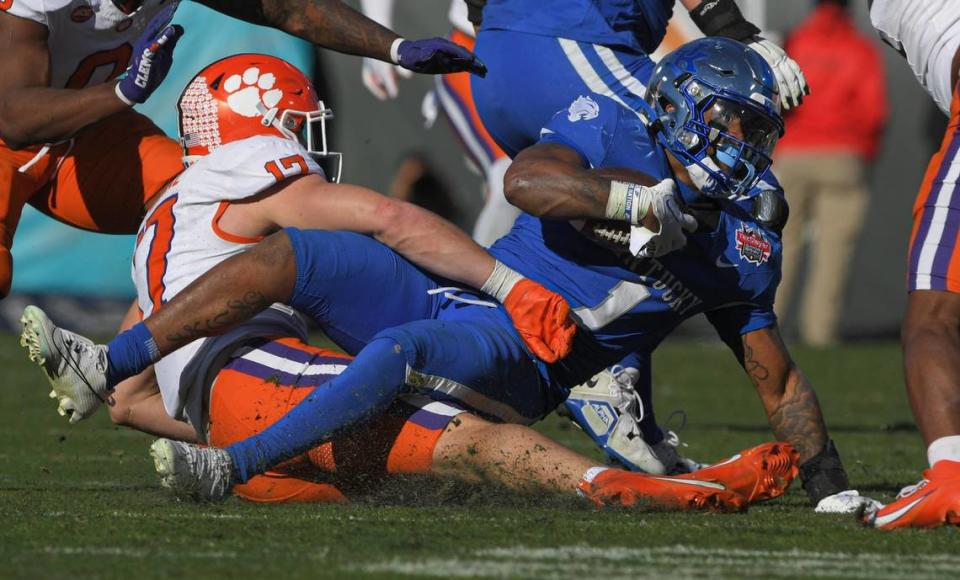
[132,135,322,418]
[871,0,960,115]
[5,0,167,89]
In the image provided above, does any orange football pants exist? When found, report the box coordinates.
[0,109,183,297]
[207,338,457,503]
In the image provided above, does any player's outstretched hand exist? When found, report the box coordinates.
[116,2,184,105]
[748,38,809,110]
[503,279,576,363]
[394,37,487,77]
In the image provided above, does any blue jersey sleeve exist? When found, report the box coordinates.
[538,94,625,167]
[705,301,778,345]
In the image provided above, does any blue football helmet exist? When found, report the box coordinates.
[645,37,784,199]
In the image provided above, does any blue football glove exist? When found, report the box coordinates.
[115,3,184,105]
[394,37,487,77]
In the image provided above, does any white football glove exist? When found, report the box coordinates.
[361,57,412,101]
[629,179,698,258]
[814,490,884,514]
[748,38,808,110]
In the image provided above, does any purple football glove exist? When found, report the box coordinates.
[394,37,487,77]
[115,3,184,105]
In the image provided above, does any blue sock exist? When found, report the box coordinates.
[225,337,408,483]
[105,322,161,387]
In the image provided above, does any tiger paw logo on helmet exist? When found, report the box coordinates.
[223,67,284,118]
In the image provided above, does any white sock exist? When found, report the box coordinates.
[927,435,960,467]
[577,465,610,497]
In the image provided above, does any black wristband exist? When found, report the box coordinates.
[688,0,761,41]
[799,440,851,506]
[465,0,486,27]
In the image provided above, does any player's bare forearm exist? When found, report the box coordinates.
[505,143,612,219]
[195,0,398,61]
[371,197,495,290]
[143,234,290,354]
[738,327,829,462]
[506,143,661,221]
[0,13,129,148]
[110,373,198,442]
[0,83,128,148]
[253,178,496,290]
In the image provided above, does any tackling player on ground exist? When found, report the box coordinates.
[22,52,796,512]
[860,0,960,530]
[0,0,485,298]
[22,39,874,514]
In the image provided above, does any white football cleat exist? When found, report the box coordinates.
[19,305,110,424]
[150,439,236,502]
[564,365,702,475]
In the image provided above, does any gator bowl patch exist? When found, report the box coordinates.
[735,224,772,265]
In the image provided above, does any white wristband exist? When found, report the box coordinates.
[480,260,524,302]
[606,181,649,225]
[389,38,406,65]
[114,82,135,107]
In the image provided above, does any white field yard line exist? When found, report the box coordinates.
[42,547,239,560]
[40,546,331,561]
[353,544,957,580]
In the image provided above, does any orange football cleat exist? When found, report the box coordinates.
[502,278,576,363]
[578,469,747,513]
[677,442,800,504]
[862,460,960,530]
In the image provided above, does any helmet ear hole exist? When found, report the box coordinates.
[283,116,303,133]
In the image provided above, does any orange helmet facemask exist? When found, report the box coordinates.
[176,53,343,182]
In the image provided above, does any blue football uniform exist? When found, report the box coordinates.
[223,95,786,482]
[471,1,668,156]
[488,94,783,389]
[481,0,675,54]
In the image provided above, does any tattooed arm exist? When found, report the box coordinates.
[731,326,828,462]
[191,0,398,60]
[720,324,858,506]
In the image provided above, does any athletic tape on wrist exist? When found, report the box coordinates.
[606,181,648,225]
[799,439,851,506]
[390,38,406,65]
[480,260,524,302]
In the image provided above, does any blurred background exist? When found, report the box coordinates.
[3,0,936,343]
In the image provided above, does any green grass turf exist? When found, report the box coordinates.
[1,334,957,579]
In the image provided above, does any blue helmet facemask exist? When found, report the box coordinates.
[644,38,784,199]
